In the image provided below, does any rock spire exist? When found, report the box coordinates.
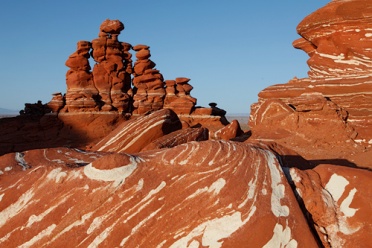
[49,19,201,116]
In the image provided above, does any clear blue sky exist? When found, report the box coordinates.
[0,1,329,114]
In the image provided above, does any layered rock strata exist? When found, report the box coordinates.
[164,77,197,115]
[249,0,372,157]
[64,41,98,111]
[132,45,165,114]
[91,19,131,112]
[290,164,372,247]
[0,141,319,247]
[91,109,182,153]
[49,19,208,118]
[7,2,372,247]
[246,1,372,247]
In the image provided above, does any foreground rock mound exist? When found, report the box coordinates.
[0,141,318,247]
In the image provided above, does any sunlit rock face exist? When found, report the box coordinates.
[246,3,372,246]
[293,0,372,79]
[50,19,203,116]
[91,109,182,153]
[2,2,372,247]
[290,164,372,248]
[0,141,318,247]
[249,0,372,161]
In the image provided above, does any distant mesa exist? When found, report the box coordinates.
[0,108,17,115]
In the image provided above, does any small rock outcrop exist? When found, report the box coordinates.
[164,77,197,114]
[91,109,182,153]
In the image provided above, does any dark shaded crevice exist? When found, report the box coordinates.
[279,161,325,248]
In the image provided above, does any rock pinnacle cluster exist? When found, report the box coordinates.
[48,19,199,116]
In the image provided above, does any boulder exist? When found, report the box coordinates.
[290,164,372,247]
[211,119,244,140]
[99,19,124,34]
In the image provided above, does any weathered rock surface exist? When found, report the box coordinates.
[211,120,244,141]
[64,41,99,112]
[164,77,197,115]
[0,113,125,156]
[132,45,166,114]
[141,126,209,151]
[249,0,372,169]
[91,109,182,153]
[50,19,215,120]
[290,164,372,248]
[245,1,372,246]
[0,141,318,247]
[293,0,372,79]
[2,1,372,247]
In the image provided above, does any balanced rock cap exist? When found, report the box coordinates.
[100,19,124,34]
[133,44,150,51]
[175,77,190,84]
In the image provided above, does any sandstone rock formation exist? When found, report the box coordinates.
[249,0,372,168]
[0,141,318,247]
[47,92,64,112]
[64,41,98,112]
[164,77,197,115]
[141,126,209,151]
[2,1,372,247]
[0,112,126,156]
[132,45,165,114]
[91,109,182,153]
[245,1,372,246]
[91,19,131,112]
[211,119,244,140]
[50,19,205,117]
[290,164,372,247]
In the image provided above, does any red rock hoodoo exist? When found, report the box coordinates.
[0,19,233,155]
[1,1,372,247]
[51,19,201,116]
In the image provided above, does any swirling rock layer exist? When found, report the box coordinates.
[290,164,372,247]
[0,141,318,247]
[249,0,372,168]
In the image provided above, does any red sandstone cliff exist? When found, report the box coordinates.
[249,0,372,170]
[0,1,372,247]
